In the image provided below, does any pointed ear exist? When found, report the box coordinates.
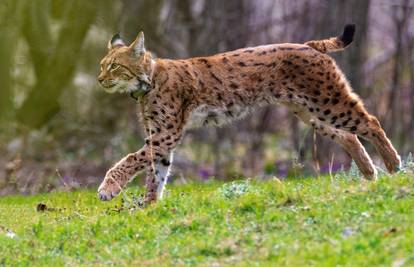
[129,31,145,56]
[107,33,125,50]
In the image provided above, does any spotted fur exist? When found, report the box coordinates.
[97,26,401,202]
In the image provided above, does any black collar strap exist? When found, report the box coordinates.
[130,91,140,100]
[129,82,151,100]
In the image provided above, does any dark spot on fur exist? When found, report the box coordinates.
[282,60,293,65]
[161,158,171,166]
[152,141,160,146]
[230,83,239,89]
[210,72,222,84]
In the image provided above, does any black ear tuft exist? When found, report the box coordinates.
[109,33,125,49]
[111,33,122,45]
[340,24,356,47]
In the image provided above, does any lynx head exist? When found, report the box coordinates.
[97,32,153,95]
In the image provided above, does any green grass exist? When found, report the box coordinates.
[1,174,414,266]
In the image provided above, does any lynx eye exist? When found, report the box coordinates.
[109,63,121,72]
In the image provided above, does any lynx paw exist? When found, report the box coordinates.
[97,177,121,201]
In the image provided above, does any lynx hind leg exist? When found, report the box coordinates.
[298,71,400,173]
[293,109,377,179]
[312,121,377,179]
[356,115,401,173]
[329,93,401,173]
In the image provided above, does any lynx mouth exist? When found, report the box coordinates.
[102,83,116,89]
[100,81,117,89]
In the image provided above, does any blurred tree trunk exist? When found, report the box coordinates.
[406,37,414,152]
[0,0,22,123]
[387,0,411,140]
[402,8,414,152]
[16,0,97,129]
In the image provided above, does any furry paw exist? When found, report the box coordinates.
[97,176,121,201]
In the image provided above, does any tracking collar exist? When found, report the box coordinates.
[129,59,156,101]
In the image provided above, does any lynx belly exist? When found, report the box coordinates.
[186,104,253,129]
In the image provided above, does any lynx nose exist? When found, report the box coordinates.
[97,76,104,83]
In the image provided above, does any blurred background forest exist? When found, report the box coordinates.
[1,0,414,195]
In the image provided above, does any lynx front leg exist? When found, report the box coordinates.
[97,148,149,201]
[143,153,173,205]
[155,153,173,199]
[98,133,180,201]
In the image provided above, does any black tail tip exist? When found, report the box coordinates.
[340,24,356,46]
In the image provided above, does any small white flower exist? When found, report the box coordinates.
[361,211,370,218]
[6,230,16,239]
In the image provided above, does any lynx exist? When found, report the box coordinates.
[97,25,401,203]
